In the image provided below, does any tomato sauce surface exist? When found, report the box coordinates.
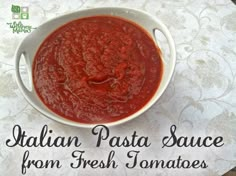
[33,16,163,124]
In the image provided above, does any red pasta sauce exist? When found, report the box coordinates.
[33,16,163,124]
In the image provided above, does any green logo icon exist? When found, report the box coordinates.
[11,5,20,13]
[8,4,36,33]
[11,5,29,20]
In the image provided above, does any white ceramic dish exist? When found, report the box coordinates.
[15,7,176,128]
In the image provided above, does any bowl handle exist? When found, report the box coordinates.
[152,24,176,66]
[15,38,34,100]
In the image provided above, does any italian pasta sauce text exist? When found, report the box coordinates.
[33,16,163,124]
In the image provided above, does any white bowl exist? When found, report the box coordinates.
[15,7,176,128]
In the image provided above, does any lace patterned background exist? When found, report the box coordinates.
[0,0,235,175]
